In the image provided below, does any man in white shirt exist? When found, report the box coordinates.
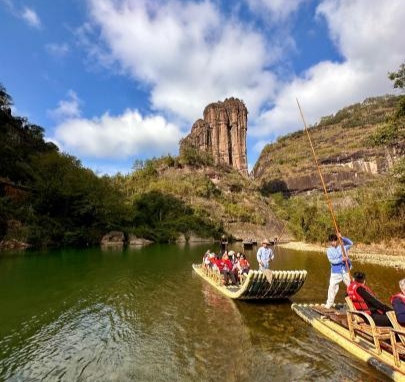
[256,239,274,271]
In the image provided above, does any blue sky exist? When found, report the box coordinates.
[1,0,404,175]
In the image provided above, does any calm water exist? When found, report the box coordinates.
[0,244,402,382]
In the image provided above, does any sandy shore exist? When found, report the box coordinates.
[278,241,405,270]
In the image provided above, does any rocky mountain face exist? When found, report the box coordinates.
[180,97,248,176]
[252,96,404,195]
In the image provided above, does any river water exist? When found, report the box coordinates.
[0,244,402,381]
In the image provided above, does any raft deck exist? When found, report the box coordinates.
[292,303,405,382]
[192,264,307,300]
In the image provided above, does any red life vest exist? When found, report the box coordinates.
[213,258,223,271]
[391,293,405,305]
[347,281,377,315]
[239,258,250,269]
[221,259,233,272]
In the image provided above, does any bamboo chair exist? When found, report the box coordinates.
[387,311,405,367]
[345,297,391,354]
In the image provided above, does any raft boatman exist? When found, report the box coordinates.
[220,235,228,256]
[256,239,274,271]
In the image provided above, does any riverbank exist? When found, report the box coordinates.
[278,240,405,270]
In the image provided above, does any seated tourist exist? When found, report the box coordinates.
[347,271,392,327]
[202,250,211,268]
[228,250,236,264]
[238,254,250,276]
[233,254,250,284]
[219,254,237,285]
[209,253,218,269]
[391,278,405,325]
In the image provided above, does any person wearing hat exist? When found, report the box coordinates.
[347,271,392,326]
[256,239,274,271]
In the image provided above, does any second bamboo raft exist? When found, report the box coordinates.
[192,264,307,300]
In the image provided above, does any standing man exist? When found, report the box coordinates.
[219,235,228,256]
[257,239,274,271]
[325,232,353,308]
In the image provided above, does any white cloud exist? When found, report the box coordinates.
[48,91,82,121]
[21,7,41,28]
[252,0,405,138]
[52,109,183,160]
[46,43,70,58]
[317,0,404,67]
[84,0,278,122]
[245,0,306,21]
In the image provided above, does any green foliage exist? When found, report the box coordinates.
[0,85,132,247]
[390,158,405,221]
[366,65,405,148]
[131,191,219,242]
[0,83,13,110]
[388,63,405,91]
[25,152,131,246]
[272,176,404,244]
[0,106,58,184]
[179,143,214,167]
[367,121,402,147]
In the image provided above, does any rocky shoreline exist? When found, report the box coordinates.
[278,241,405,270]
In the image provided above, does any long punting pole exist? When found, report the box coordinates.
[276,221,288,243]
[296,99,351,274]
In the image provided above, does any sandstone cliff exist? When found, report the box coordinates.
[253,95,404,195]
[180,97,248,176]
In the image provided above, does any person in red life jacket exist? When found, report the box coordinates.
[347,271,392,326]
[236,253,251,284]
[219,253,237,285]
[391,278,405,325]
[238,254,250,276]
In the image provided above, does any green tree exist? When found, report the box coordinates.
[388,63,405,90]
[0,83,13,110]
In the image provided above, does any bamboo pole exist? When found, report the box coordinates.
[276,220,288,243]
[296,99,351,275]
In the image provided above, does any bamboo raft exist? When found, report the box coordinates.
[192,264,307,300]
[292,303,405,382]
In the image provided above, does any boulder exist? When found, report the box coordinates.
[128,235,153,246]
[101,231,125,246]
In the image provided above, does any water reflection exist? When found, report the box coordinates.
[0,244,402,381]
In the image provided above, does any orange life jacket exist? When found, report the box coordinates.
[239,258,250,269]
[347,281,377,315]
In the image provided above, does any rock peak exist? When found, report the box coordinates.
[180,97,248,176]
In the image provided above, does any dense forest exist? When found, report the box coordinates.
[0,85,221,248]
[1,64,404,249]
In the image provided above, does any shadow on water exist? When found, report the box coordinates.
[0,244,401,381]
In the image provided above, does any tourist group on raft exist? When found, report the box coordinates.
[202,232,405,327]
[202,249,251,285]
[202,236,277,285]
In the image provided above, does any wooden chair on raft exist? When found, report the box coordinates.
[387,311,405,366]
[345,297,391,354]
